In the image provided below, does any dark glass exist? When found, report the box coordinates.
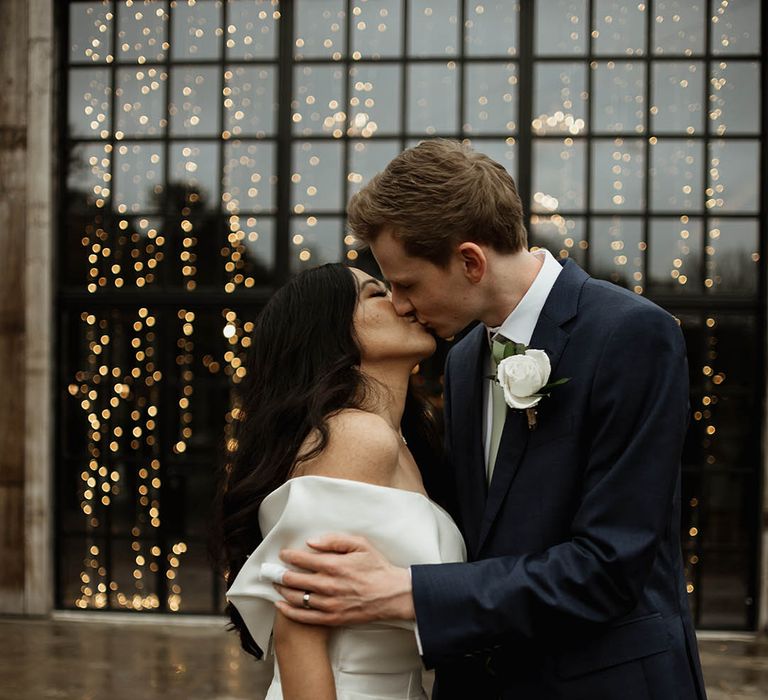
[407,63,459,135]
[649,139,704,212]
[648,217,703,294]
[464,0,519,57]
[408,0,460,57]
[69,2,114,64]
[533,63,588,135]
[171,0,223,61]
[290,141,344,212]
[351,0,402,58]
[592,62,645,134]
[590,138,645,212]
[652,0,705,56]
[348,64,402,136]
[709,61,761,135]
[294,0,346,59]
[289,216,345,273]
[532,139,586,212]
[68,68,112,139]
[529,215,587,265]
[535,0,587,55]
[651,61,704,134]
[592,0,646,56]
[589,217,645,292]
[706,219,760,295]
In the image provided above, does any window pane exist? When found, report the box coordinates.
[651,61,705,134]
[116,67,168,137]
[590,217,645,293]
[225,65,277,137]
[708,140,759,213]
[464,63,518,135]
[291,142,344,212]
[290,216,344,272]
[117,0,168,62]
[464,0,519,57]
[706,218,759,295]
[709,61,760,135]
[535,0,587,55]
[592,0,646,56]
[698,548,751,628]
[407,63,458,135]
[650,139,704,213]
[226,0,280,59]
[171,0,222,60]
[114,142,165,214]
[169,66,222,137]
[652,0,705,55]
[69,2,113,64]
[532,63,587,135]
[529,215,586,265]
[294,0,346,59]
[648,217,703,294]
[67,143,112,212]
[711,0,761,55]
[348,64,401,136]
[347,140,402,197]
[169,143,219,212]
[351,0,402,58]
[532,140,586,212]
[592,61,645,134]
[408,0,460,57]
[68,68,112,139]
[293,65,346,137]
[225,216,276,287]
[223,141,276,213]
[591,138,645,211]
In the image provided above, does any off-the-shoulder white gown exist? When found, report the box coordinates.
[227,475,466,700]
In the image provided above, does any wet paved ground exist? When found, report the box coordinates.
[0,616,765,699]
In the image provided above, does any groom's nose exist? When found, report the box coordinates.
[390,288,415,317]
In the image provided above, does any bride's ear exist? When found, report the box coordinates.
[456,242,487,284]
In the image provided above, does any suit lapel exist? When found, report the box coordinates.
[449,325,488,554]
[475,259,588,553]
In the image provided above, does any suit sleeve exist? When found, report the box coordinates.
[411,306,690,662]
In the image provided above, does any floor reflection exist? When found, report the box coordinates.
[0,617,765,699]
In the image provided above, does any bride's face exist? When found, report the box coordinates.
[349,267,437,365]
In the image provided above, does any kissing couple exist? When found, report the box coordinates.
[217,140,707,699]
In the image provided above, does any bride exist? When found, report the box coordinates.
[215,263,466,699]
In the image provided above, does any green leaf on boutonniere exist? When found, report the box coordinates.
[541,377,571,391]
[503,342,528,359]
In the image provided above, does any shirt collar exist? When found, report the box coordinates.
[485,248,563,347]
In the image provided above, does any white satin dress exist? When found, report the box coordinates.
[226,475,466,700]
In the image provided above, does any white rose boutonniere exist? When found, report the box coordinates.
[491,337,570,430]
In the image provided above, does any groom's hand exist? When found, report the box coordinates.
[273,534,415,626]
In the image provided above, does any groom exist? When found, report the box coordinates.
[276,140,707,698]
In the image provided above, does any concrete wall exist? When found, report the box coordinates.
[0,0,53,615]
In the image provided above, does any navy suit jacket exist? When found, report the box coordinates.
[412,260,707,699]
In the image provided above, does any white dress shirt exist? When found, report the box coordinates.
[483,248,563,470]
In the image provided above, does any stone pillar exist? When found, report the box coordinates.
[0,0,54,615]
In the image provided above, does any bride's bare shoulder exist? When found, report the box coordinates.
[294,409,400,486]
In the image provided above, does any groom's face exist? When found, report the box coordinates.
[370,228,476,339]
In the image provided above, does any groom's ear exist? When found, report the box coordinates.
[457,242,487,284]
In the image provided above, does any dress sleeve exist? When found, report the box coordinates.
[226,476,466,655]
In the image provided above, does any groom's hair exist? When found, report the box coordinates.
[347,139,527,266]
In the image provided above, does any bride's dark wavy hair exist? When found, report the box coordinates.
[212,263,441,659]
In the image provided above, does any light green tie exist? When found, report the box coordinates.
[487,341,508,485]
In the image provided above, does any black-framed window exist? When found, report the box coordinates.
[59,0,765,628]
